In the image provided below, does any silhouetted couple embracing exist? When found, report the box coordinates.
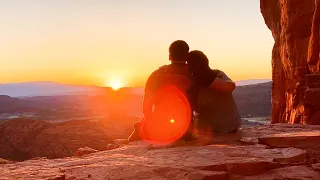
[128,40,242,144]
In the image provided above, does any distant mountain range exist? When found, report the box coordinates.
[0,82,103,97]
[0,82,140,97]
[0,81,272,119]
[235,79,271,86]
[0,79,271,97]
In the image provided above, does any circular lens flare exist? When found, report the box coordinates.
[140,86,191,145]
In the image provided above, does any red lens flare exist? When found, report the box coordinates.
[140,86,191,145]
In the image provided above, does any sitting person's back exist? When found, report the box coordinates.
[187,51,242,134]
[128,40,194,143]
[196,69,241,134]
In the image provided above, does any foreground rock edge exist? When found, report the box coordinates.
[1,124,320,179]
[0,143,314,179]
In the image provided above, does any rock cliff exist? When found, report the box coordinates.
[260,0,320,124]
[1,124,320,180]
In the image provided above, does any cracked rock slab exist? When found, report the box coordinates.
[0,144,307,179]
[238,166,320,180]
[258,131,320,149]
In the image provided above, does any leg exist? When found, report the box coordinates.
[127,120,143,143]
[179,111,197,141]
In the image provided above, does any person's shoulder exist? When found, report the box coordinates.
[213,69,232,81]
[207,69,219,77]
[212,69,227,76]
[211,69,221,73]
[145,65,167,88]
[158,64,168,70]
[157,64,170,73]
[149,65,168,78]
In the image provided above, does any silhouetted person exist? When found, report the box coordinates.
[128,40,194,143]
[187,50,241,134]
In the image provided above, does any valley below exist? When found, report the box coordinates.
[0,82,272,161]
[0,81,271,122]
[1,81,320,180]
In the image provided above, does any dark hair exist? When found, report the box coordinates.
[187,50,210,73]
[169,40,189,62]
[186,50,212,112]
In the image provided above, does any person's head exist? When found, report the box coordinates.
[187,50,210,73]
[169,40,189,62]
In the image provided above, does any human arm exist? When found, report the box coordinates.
[209,70,236,93]
[142,71,157,119]
[142,90,154,119]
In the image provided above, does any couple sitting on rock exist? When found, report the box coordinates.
[128,40,242,144]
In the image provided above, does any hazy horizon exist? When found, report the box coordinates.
[1,0,273,87]
[0,78,272,86]
[0,79,272,97]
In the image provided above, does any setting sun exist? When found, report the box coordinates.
[110,81,122,90]
[106,77,124,91]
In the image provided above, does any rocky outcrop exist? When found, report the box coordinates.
[1,124,320,179]
[0,119,51,160]
[258,131,320,148]
[260,0,320,124]
[75,147,99,157]
[0,119,113,161]
[0,158,11,164]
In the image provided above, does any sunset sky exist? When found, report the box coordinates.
[0,0,274,87]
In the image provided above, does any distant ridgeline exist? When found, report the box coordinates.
[233,81,271,118]
[0,82,271,120]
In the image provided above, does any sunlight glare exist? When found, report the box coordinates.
[111,81,122,90]
[106,77,124,91]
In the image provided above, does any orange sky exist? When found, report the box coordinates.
[0,1,274,87]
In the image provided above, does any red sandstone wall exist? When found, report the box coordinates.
[260,0,320,124]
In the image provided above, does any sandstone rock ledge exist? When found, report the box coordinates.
[1,124,320,180]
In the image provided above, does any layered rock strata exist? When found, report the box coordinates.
[260,0,320,124]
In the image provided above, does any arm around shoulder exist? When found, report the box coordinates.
[209,70,236,93]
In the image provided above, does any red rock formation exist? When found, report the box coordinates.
[0,119,113,160]
[29,120,113,159]
[260,0,320,124]
[0,119,51,160]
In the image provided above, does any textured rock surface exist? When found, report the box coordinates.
[239,166,320,180]
[29,120,112,159]
[75,147,99,157]
[258,131,320,148]
[1,124,320,180]
[0,143,310,180]
[0,119,51,161]
[260,0,320,124]
[0,158,11,165]
[0,119,113,161]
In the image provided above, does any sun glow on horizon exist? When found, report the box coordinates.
[106,77,124,91]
